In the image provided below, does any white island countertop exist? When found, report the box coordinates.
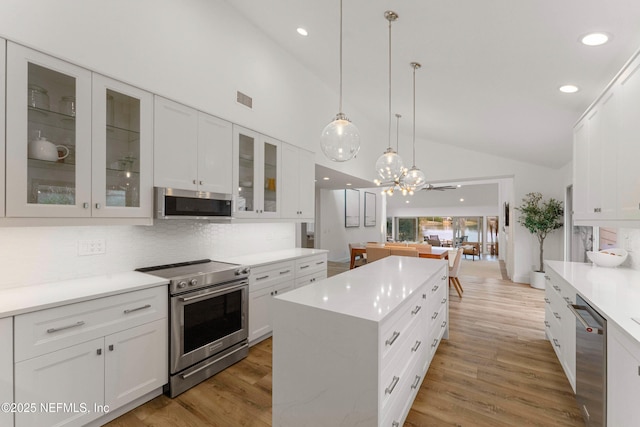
[0,272,168,318]
[217,248,328,267]
[546,260,640,344]
[276,255,446,322]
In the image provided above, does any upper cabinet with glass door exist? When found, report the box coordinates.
[233,125,280,219]
[91,75,152,218]
[6,42,92,217]
[5,42,152,220]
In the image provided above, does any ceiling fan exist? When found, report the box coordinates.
[422,184,457,191]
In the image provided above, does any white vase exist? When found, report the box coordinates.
[530,270,546,290]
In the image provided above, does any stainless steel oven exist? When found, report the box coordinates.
[137,259,250,397]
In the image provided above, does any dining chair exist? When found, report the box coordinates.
[389,247,418,257]
[348,243,367,268]
[366,246,391,263]
[449,248,464,298]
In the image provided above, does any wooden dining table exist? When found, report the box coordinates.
[349,244,368,269]
[349,243,449,268]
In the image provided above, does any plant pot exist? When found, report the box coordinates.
[530,270,546,290]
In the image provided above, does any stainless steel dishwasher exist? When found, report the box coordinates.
[569,295,606,427]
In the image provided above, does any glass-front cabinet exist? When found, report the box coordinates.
[233,125,280,218]
[5,42,152,218]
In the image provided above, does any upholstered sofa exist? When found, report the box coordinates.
[461,241,480,261]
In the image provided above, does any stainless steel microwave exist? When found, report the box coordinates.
[155,187,234,220]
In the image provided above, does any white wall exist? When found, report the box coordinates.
[318,189,382,262]
[0,221,294,290]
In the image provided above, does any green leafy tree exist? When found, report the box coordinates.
[515,192,564,272]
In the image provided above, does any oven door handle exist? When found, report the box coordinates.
[181,342,250,379]
[179,281,248,303]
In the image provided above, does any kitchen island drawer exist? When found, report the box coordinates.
[15,285,167,362]
[249,261,295,291]
[295,254,327,277]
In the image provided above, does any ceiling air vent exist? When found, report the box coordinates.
[237,91,253,109]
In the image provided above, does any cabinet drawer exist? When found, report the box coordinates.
[295,254,327,277]
[380,290,424,365]
[250,261,295,291]
[15,286,167,362]
[382,356,423,427]
[294,270,326,289]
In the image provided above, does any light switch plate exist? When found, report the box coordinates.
[78,239,106,256]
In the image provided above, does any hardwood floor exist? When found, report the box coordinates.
[106,268,582,426]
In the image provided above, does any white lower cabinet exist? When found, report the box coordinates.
[0,317,13,427]
[249,280,294,344]
[13,286,167,427]
[294,253,327,289]
[608,323,640,427]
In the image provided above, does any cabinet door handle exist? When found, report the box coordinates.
[441,297,447,304]
[544,321,550,328]
[108,344,114,351]
[97,348,102,355]
[441,275,447,281]
[553,312,561,320]
[422,293,427,299]
[385,376,400,395]
[199,180,203,185]
[553,338,561,348]
[193,180,197,185]
[274,290,278,295]
[279,270,291,275]
[83,203,89,209]
[431,338,439,348]
[441,320,447,328]
[385,331,400,346]
[124,304,151,314]
[411,305,422,315]
[411,340,421,352]
[553,285,560,291]
[256,275,269,281]
[545,275,550,281]
[310,278,316,282]
[411,375,421,390]
[544,298,550,304]
[47,321,85,334]
[95,203,101,209]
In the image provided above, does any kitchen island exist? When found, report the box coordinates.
[272,256,449,426]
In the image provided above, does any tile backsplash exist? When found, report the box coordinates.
[0,221,295,289]
[620,228,640,270]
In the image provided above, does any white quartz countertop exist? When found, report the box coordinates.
[546,260,640,344]
[217,248,328,267]
[0,272,168,318]
[276,256,446,322]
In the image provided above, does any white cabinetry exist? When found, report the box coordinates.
[608,323,640,427]
[281,143,315,220]
[154,96,232,194]
[0,39,6,217]
[543,265,576,392]
[618,56,640,220]
[233,125,280,218]
[14,286,167,427]
[0,317,13,427]
[294,253,327,288]
[248,261,295,344]
[6,42,153,220]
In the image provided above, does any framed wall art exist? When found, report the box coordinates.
[364,192,376,227]
[345,189,360,227]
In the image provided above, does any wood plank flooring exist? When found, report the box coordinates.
[106,264,583,427]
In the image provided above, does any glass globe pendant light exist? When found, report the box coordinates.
[375,11,404,181]
[403,62,427,194]
[321,0,360,162]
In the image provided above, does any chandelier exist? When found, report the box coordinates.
[320,0,361,162]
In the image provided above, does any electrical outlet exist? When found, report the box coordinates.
[624,234,633,252]
[78,239,106,256]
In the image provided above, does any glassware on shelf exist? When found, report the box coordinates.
[58,96,76,117]
[28,84,49,109]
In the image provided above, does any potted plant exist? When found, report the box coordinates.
[515,192,564,289]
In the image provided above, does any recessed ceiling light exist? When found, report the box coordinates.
[323,177,330,180]
[559,85,579,93]
[460,198,464,202]
[405,200,410,204]
[457,185,462,188]
[581,32,609,46]
[296,27,308,37]
[346,183,352,186]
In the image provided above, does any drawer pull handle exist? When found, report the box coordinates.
[431,311,439,320]
[553,312,561,320]
[432,285,439,292]
[124,304,151,314]
[441,275,447,281]
[411,375,421,390]
[411,340,421,352]
[279,270,291,275]
[108,344,114,351]
[544,321,550,328]
[392,422,400,427]
[422,293,427,299]
[441,320,447,328]
[553,338,561,348]
[411,305,422,315]
[47,321,85,334]
[441,297,447,304]
[431,338,439,348]
[97,348,102,355]
[385,376,399,395]
[544,298,550,304]
[385,331,400,347]
[545,275,550,281]
[563,297,573,304]
[300,265,310,269]
[316,261,325,265]
[553,285,560,291]
[256,275,269,281]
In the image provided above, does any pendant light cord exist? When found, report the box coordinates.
[388,16,392,149]
[395,114,401,152]
[412,64,416,168]
[338,0,343,114]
